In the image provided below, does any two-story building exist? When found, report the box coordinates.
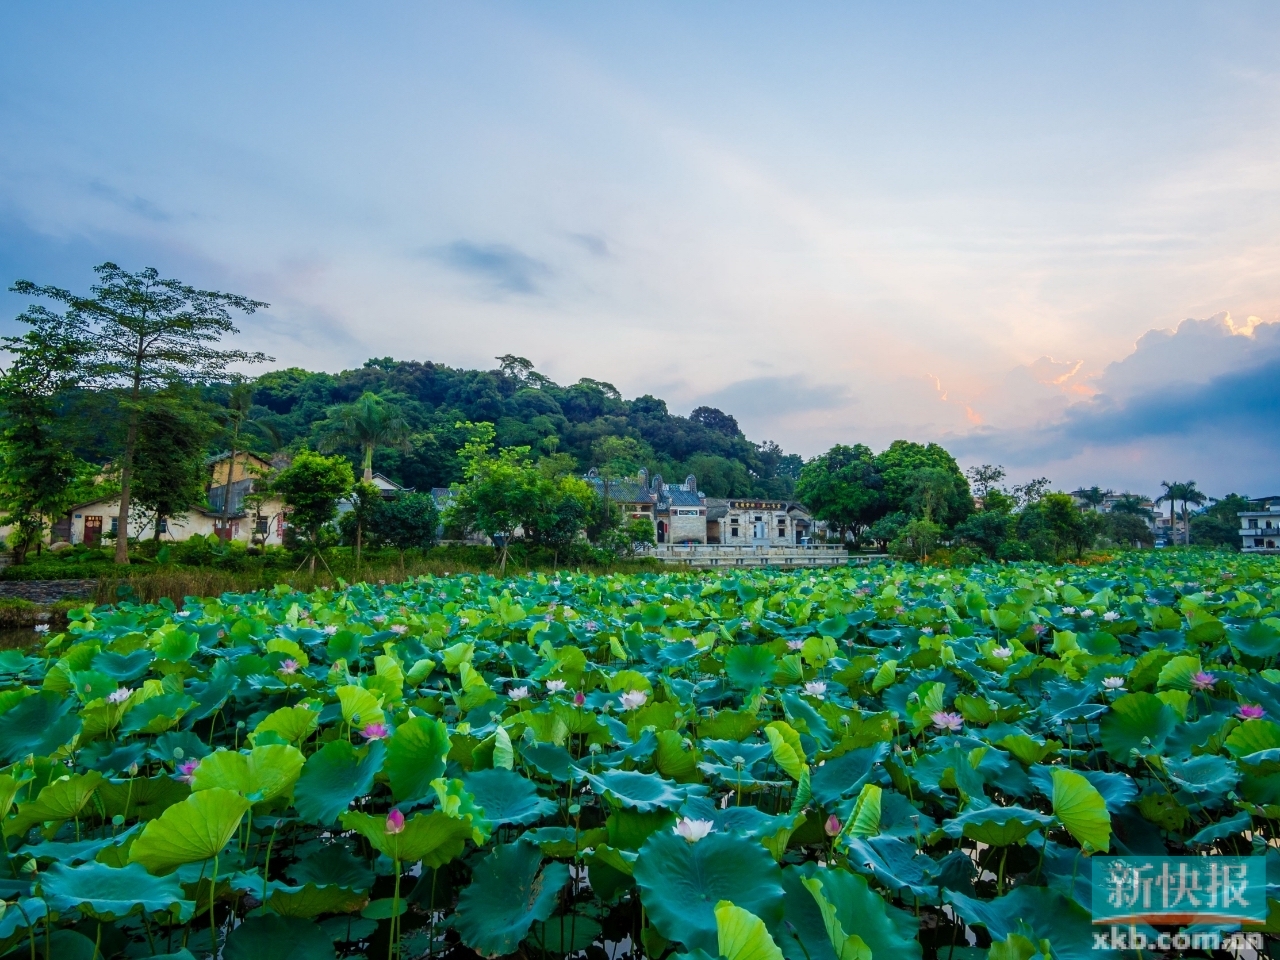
[706,499,815,545]
[1240,496,1280,553]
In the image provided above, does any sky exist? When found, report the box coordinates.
[1,3,1278,499]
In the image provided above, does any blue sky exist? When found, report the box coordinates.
[2,3,1279,497]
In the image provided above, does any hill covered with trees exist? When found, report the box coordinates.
[245,354,804,498]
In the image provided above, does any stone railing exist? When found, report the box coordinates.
[647,543,849,568]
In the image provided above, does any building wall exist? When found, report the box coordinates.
[67,498,287,546]
[666,508,706,544]
[722,501,796,545]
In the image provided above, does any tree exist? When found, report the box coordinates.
[866,511,909,549]
[1155,481,1186,543]
[908,467,959,523]
[953,511,1014,558]
[318,391,412,483]
[270,450,354,573]
[689,406,742,438]
[215,377,283,524]
[1110,494,1152,519]
[523,459,597,566]
[875,441,972,527]
[338,480,385,571]
[445,422,540,574]
[1077,486,1108,511]
[0,308,91,562]
[374,492,440,572]
[795,444,884,543]
[964,464,1006,501]
[1191,493,1251,550]
[889,518,943,561]
[1107,512,1154,548]
[130,390,219,540]
[10,263,271,564]
[1039,492,1104,559]
[1179,481,1208,546]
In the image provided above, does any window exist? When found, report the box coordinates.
[157,518,168,533]
[109,517,119,534]
[1250,519,1259,528]
[256,516,269,535]
[753,515,763,522]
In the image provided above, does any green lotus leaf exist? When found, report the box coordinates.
[809,744,887,806]
[287,843,374,891]
[155,629,199,662]
[1051,768,1111,853]
[41,861,191,921]
[0,690,80,763]
[1163,754,1239,796]
[1156,654,1203,691]
[453,839,570,958]
[533,914,603,954]
[223,914,335,960]
[294,740,385,824]
[338,809,471,867]
[5,770,102,837]
[0,897,48,940]
[587,769,691,812]
[264,881,367,918]
[726,646,777,690]
[801,866,920,960]
[716,900,786,960]
[335,685,384,729]
[99,775,191,821]
[384,715,450,801]
[946,886,1094,960]
[942,805,1051,846]
[1098,692,1177,763]
[463,768,556,826]
[1229,620,1280,659]
[91,649,154,682]
[129,787,251,874]
[253,705,320,745]
[1225,719,1280,758]
[120,692,195,735]
[192,744,305,804]
[634,830,784,954]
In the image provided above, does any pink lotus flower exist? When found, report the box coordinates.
[1191,671,1217,692]
[1238,704,1266,720]
[361,723,389,740]
[279,659,299,675]
[385,808,405,835]
[824,815,842,837]
[931,711,964,732]
[176,760,199,785]
[574,692,586,706]
[390,624,408,635]
[107,687,132,704]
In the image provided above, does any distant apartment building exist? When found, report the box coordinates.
[1239,496,1280,554]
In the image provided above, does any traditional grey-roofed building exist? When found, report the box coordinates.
[585,468,658,532]
[706,498,816,545]
[653,474,706,544]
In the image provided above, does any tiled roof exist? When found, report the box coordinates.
[587,478,655,503]
[663,489,704,507]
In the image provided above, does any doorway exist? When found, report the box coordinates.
[84,516,103,545]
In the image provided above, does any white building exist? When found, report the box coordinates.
[1239,496,1280,554]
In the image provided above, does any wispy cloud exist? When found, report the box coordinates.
[567,233,611,258]
[87,180,172,222]
[434,241,551,295]
[696,375,851,419]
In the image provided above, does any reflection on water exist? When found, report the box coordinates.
[0,630,40,651]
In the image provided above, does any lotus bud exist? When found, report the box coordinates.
[385,808,405,835]
[824,815,842,837]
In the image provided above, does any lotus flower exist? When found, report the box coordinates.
[920,627,934,636]
[371,615,387,624]
[279,659,299,675]
[1055,579,1065,586]
[361,723,389,740]
[824,815,842,837]
[574,692,586,706]
[584,621,600,632]
[931,711,964,732]
[176,760,199,785]
[1191,671,1217,692]
[32,624,49,634]
[991,646,1013,659]
[619,690,647,711]
[323,625,338,635]
[672,818,714,843]
[1102,611,1120,622]
[385,808,405,835]
[1080,609,1095,618]
[107,687,132,704]
[1239,704,1266,720]
[545,679,567,693]
[803,681,827,700]
[1102,677,1126,691]
[1062,606,1077,615]
[390,624,408,635]
[508,686,531,702]
[787,639,805,650]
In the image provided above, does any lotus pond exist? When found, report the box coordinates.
[0,553,1278,959]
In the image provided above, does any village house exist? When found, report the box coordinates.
[584,469,709,543]
[56,452,288,547]
[1239,495,1280,554]
[706,498,816,545]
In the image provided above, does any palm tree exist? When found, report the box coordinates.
[318,392,412,482]
[1179,481,1208,546]
[1155,481,1186,543]
[217,379,280,527]
[1111,493,1153,519]
[1078,486,1108,512]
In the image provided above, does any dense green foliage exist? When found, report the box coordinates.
[0,553,1276,958]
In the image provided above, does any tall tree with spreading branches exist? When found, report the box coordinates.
[10,263,271,563]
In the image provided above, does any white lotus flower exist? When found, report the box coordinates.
[1102,611,1120,622]
[786,639,804,650]
[508,686,530,702]
[1080,609,1095,618]
[107,687,132,704]
[390,624,408,634]
[1055,579,1065,586]
[803,681,827,700]
[619,690,648,711]
[545,679,567,693]
[323,625,338,635]
[32,624,49,634]
[920,627,934,636]
[991,646,1013,659]
[1103,677,1126,691]
[1062,606,1077,614]
[672,818,715,843]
